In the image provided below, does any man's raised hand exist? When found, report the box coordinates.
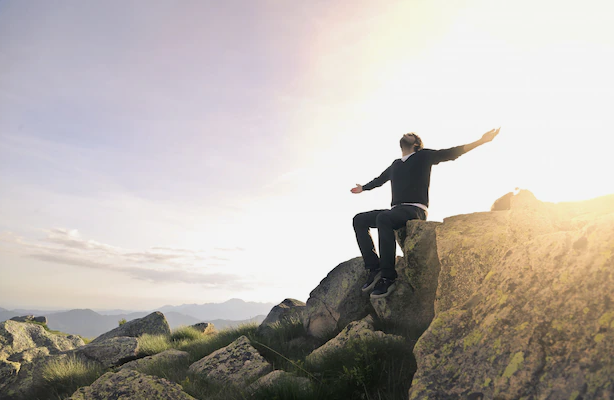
[351,184,363,194]
[482,127,501,143]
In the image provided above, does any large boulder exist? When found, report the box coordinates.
[0,320,84,394]
[303,258,372,338]
[0,320,84,360]
[257,298,306,338]
[91,311,170,344]
[73,336,139,368]
[408,194,614,399]
[306,316,402,367]
[434,190,581,314]
[67,369,197,400]
[371,221,441,339]
[188,335,272,385]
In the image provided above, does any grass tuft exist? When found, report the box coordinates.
[35,354,105,399]
[171,325,204,342]
[137,333,172,356]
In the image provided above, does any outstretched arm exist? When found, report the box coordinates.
[350,164,392,194]
[430,127,501,165]
[463,127,501,153]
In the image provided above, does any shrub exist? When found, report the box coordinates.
[118,318,127,326]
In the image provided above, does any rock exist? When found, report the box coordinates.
[191,322,215,335]
[7,347,50,363]
[435,190,564,314]
[9,316,34,323]
[188,335,272,385]
[0,320,84,360]
[248,370,312,394]
[408,195,614,399]
[120,349,189,371]
[491,191,514,211]
[73,336,139,368]
[257,298,306,338]
[0,359,20,394]
[91,311,170,344]
[0,321,84,398]
[371,220,441,339]
[303,257,372,338]
[306,316,402,367]
[67,369,197,400]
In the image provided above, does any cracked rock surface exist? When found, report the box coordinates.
[188,335,272,385]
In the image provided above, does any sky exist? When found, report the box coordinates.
[1,0,613,311]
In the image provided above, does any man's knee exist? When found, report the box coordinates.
[353,213,367,228]
[375,212,391,228]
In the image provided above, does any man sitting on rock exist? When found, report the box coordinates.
[351,128,501,298]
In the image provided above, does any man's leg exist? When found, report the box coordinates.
[375,206,426,280]
[353,210,387,270]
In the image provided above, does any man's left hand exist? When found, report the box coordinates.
[482,127,501,143]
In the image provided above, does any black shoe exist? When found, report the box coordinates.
[361,269,382,292]
[370,278,396,299]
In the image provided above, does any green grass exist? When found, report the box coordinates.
[129,353,191,384]
[303,336,417,400]
[171,325,205,342]
[176,323,259,363]
[137,333,173,356]
[31,354,106,400]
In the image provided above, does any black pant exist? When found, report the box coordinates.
[353,205,427,279]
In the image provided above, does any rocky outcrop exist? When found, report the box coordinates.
[188,335,272,385]
[408,192,614,399]
[0,320,84,394]
[435,190,564,314]
[303,258,372,338]
[371,221,441,339]
[306,316,402,367]
[120,349,189,371]
[0,320,84,360]
[257,298,306,338]
[67,369,197,400]
[91,311,170,344]
[191,322,215,335]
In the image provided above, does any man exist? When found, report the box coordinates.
[351,128,501,299]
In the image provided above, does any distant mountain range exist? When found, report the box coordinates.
[0,298,276,339]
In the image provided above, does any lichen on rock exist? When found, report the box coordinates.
[188,335,272,386]
[408,193,614,399]
[66,369,197,400]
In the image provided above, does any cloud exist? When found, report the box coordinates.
[0,228,247,289]
[213,246,246,252]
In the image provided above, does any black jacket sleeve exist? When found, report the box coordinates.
[362,162,393,190]
[426,146,467,165]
